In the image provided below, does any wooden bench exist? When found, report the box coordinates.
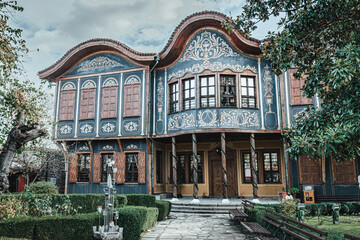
[263,208,328,240]
[344,233,360,240]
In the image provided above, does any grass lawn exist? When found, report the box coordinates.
[305,215,360,237]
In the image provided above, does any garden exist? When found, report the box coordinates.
[0,182,171,240]
[251,199,360,239]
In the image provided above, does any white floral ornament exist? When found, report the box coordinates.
[80,124,93,134]
[60,125,72,134]
[102,123,116,133]
[124,121,138,132]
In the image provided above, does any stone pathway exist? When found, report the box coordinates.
[141,213,252,240]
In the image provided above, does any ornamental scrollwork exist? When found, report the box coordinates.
[81,80,96,89]
[102,123,116,133]
[198,110,218,127]
[220,110,259,127]
[78,144,90,151]
[168,61,257,80]
[61,82,76,91]
[124,121,139,132]
[59,125,72,134]
[126,144,139,150]
[78,56,123,72]
[124,75,141,85]
[168,112,196,131]
[80,123,93,134]
[103,77,118,87]
[101,145,114,150]
[179,31,238,64]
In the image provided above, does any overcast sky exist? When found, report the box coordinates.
[13,0,278,85]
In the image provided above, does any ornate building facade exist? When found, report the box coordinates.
[39,11,359,199]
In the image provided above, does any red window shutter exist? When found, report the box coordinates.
[93,153,102,184]
[69,154,78,183]
[124,85,141,117]
[101,87,117,119]
[138,152,146,184]
[80,89,96,120]
[289,69,313,105]
[299,154,322,185]
[59,90,76,121]
[115,152,126,184]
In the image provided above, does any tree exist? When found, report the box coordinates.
[0,1,49,193]
[224,0,360,160]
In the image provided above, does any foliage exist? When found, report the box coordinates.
[0,197,28,220]
[280,199,297,217]
[224,0,360,160]
[125,194,156,207]
[290,187,299,194]
[116,208,142,240]
[124,206,158,232]
[28,181,58,194]
[155,200,172,221]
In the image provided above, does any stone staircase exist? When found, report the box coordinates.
[170,201,244,214]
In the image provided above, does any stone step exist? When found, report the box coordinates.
[170,202,244,214]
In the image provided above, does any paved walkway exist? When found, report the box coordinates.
[141,212,252,240]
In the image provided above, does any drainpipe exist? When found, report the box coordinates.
[277,74,290,195]
[147,54,160,194]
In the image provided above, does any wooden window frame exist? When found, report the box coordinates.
[101,86,118,119]
[182,77,195,111]
[124,150,140,183]
[79,88,96,120]
[220,74,237,108]
[156,150,163,184]
[123,84,141,117]
[289,68,314,106]
[242,152,258,184]
[263,151,281,183]
[100,151,115,183]
[59,90,76,121]
[240,75,257,109]
[169,152,204,184]
[77,152,91,183]
[199,75,216,108]
[331,159,357,185]
[168,80,179,114]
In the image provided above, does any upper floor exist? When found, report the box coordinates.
[38,11,317,140]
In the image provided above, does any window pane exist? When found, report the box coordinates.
[201,78,207,86]
[209,86,215,95]
[248,78,254,87]
[209,76,215,85]
[249,98,255,108]
[125,153,138,183]
[190,89,195,97]
[201,88,207,96]
[248,88,255,96]
[241,78,247,86]
[241,88,247,95]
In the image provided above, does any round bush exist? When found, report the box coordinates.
[29,181,58,194]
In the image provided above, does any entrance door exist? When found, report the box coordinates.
[209,148,237,196]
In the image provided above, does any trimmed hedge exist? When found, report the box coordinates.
[155,200,172,220]
[125,194,156,207]
[0,208,142,240]
[125,206,158,232]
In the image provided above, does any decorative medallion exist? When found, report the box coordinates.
[102,123,116,133]
[168,61,257,80]
[179,31,239,64]
[61,82,76,91]
[264,65,274,113]
[101,145,114,150]
[198,110,218,127]
[124,75,141,85]
[168,112,196,131]
[220,110,259,127]
[103,77,118,87]
[126,144,138,150]
[78,144,90,151]
[81,80,96,89]
[124,121,139,132]
[80,123,93,134]
[78,56,123,72]
[59,125,72,134]
[157,77,164,119]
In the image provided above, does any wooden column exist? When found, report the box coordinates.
[221,132,228,199]
[171,137,177,198]
[250,133,259,199]
[192,133,198,199]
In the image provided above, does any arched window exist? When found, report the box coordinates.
[80,80,96,120]
[59,82,76,121]
[101,77,118,118]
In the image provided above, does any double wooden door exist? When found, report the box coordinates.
[209,148,237,196]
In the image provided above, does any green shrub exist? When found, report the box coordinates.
[280,199,297,217]
[0,197,28,220]
[126,194,156,207]
[155,200,171,220]
[0,216,36,239]
[125,206,158,232]
[29,181,58,194]
[116,208,142,240]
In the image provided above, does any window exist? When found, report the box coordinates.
[242,152,258,183]
[102,87,117,118]
[126,153,138,183]
[169,82,179,113]
[170,152,204,184]
[124,85,141,117]
[241,76,256,108]
[156,151,163,184]
[77,154,90,182]
[59,90,76,121]
[220,75,236,107]
[332,159,357,184]
[80,89,96,120]
[299,154,322,184]
[289,68,313,105]
[182,78,195,110]
[263,152,280,183]
[101,153,113,182]
[200,76,215,108]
